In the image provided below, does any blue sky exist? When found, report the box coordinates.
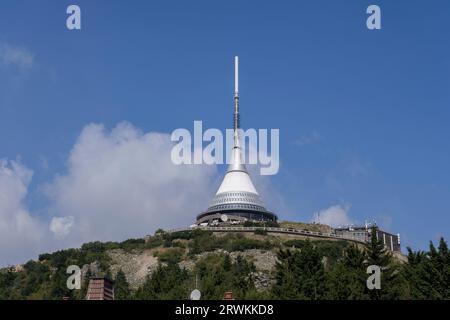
[1,0,449,263]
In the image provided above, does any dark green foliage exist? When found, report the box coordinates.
[134,262,189,299]
[1,231,450,300]
[164,229,209,242]
[80,269,91,299]
[188,233,271,255]
[0,268,18,299]
[0,240,122,299]
[403,238,450,299]
[283,240,348,268]
[144,237,164,249]
[244,221,280,228]
[153,248,185,264]
[272,240,326,299]
[284,239,307,249]
[38,253,52,262]
[20,261,51,298]
[114,270,131,300]
[254,228,268,236]
[227,236,272,252]
[326,245,368,299]
[364,227,404,300]
[365,228,392,268]
[119,238,146,252]
[223,254,232,272]
[194,253,256,299]
[171,240,187,249]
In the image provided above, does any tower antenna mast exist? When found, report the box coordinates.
[234,56,240,131]
[195,56,278,225]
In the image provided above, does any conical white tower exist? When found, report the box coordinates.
[196,57,277,224]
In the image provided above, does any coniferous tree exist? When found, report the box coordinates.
[406,238,450,299]
[366,227,391,267]
[223,254,232,272]
[134,262,189,300]
[193,253,257,299]
[326,245,368,299]
[80,269,91,300]
[114,270,131,300]
[272,241,326,299]
[435,238,450,298]
[272,249,299,299]
[0,268,17,299]
[2,231,449,300]
[364,227,409,299]
[365,227,389,300]
[231,255,255,296]
[403,247,428,299]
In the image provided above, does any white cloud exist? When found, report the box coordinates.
[0,42,33,68]
[0,159,47,266]
[0,123,219,265]
[311,204,354,228]
[50,216,74,238]
[0,122,286,265]
[44,122,218,246]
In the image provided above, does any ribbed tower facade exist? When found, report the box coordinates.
[196,57,277,224]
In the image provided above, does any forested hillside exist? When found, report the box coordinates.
[0,228,449,300]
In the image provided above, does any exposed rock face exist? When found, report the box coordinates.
[186,249,278,271]
[107,249,159,290]
[98,233,407,293]
[250,271,276,292]
[178,259,196,272]
[104,248,279,292]
[230,249,278,272]
[229,249,277,291]
[179,249,278,292]
[81,261,101,280]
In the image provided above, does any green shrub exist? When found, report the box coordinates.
[244,221,279,228]
[154,248,185,264]
[144,237,164,249]
[188,233,272,254]
[254,228,268,236]
[284,239,306,249]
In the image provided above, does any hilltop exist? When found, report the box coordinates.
[0,221,448,300]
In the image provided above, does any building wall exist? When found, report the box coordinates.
[334,227,401,252]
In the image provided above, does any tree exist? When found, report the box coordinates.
[272,249,299,299]
[80,269,91,300]
[272,240,326,299]
[364,227,409,299]
[366,228,391,267]
[326,245,368,299]
[434,238,450,298]
[134,262,189,299]
[404,238,450,299]
[0,268,17,299]
[223,254,231,272]
[114,270,131,300]
[230,255,255,296]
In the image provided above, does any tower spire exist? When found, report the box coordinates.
[229,56,245,172]
[195,56,277,225]
[233,56,240,131]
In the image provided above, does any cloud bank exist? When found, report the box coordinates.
[0,159,47,265]
[0,122,218,265]
[0,121,291,266]
[45,122,218,245]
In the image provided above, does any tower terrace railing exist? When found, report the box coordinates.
[164,226,367,245]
